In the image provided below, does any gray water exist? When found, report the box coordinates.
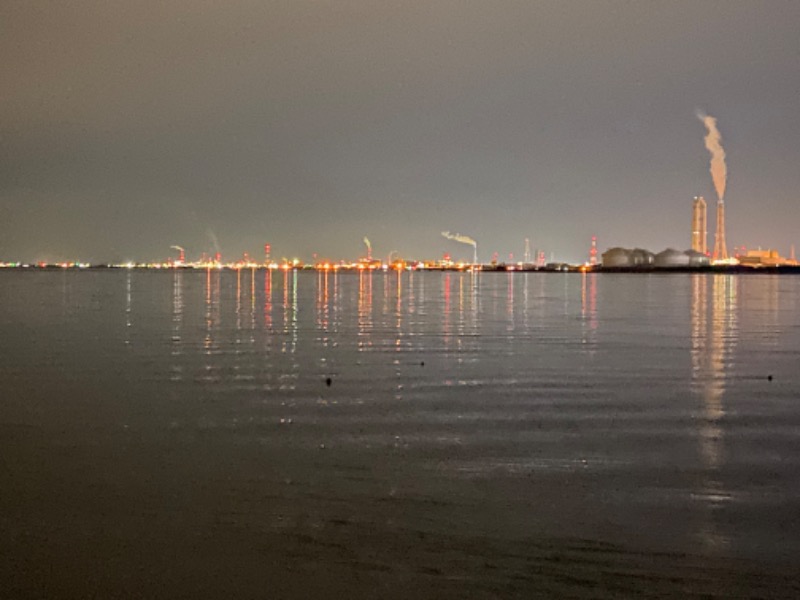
[1,269,799,598]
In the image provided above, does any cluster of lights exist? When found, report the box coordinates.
[0,259,488,271]
[0,261,92,269]
[0,243,573,272]
[0,240,586,272]
[102,252,488,271]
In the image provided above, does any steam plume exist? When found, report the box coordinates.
[363,237,371,251]
[441,231,478,263]
[696,111,727,201]
[206,228,221,255]
[441,231,476,247]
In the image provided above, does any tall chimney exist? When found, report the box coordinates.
[713,200,728,260]
[691,196,707,255]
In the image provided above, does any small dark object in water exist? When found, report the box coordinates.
[768,375,773,381]
[326,377,332,387]
[420,361,425,366]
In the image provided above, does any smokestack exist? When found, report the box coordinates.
[714,200,728,260]
[441,231,478,264]
[691,196,708,255]
[171,245,185,264]
[696,111,727,202]
[697,111,730,262]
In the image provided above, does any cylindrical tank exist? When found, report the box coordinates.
[654,248,690,268]
[684,249,710,266]
[601,247,632,267]
[630,248,655,266]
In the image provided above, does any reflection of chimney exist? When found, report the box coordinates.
[691,196,707,255]
[714,200,728,260]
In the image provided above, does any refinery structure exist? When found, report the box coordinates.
[598,112,796,271]
[3,174,797,272]
[599,192,797,270]
[2,113,797,273]
[3,192,798,272]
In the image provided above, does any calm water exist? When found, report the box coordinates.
[1,269,799,598]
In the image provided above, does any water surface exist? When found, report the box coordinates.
[2,270,799,597]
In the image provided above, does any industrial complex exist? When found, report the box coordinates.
[599,192,797,271]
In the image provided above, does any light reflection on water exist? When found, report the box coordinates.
[170,270,183,381]
[690,274,739,551]
[118,269,794,402]
[3,269,800,578]
[580,272,598,352]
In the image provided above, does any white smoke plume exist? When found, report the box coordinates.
[206,228,221,255]
[696,110,727,201]
[441,231,478,263]
[441,231,477,247]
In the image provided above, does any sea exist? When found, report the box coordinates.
[1,268,799,598]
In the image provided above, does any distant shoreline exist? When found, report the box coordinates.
[3,264,800,275]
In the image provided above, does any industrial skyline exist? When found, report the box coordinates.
[2,2,800,263]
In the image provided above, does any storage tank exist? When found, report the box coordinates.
[601,247,632,267]
[630,248,655,266]
[684,249,710,266]
[654,248,690,268]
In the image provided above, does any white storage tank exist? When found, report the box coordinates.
[654,248,690,268]
[630,248,655,266]
[684,249,711,266]
[602,247,632,267]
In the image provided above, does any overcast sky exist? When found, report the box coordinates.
[2,1,799,263]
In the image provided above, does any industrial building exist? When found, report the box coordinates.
[737,248,797,267]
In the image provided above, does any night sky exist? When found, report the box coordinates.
[2,1,799,264]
